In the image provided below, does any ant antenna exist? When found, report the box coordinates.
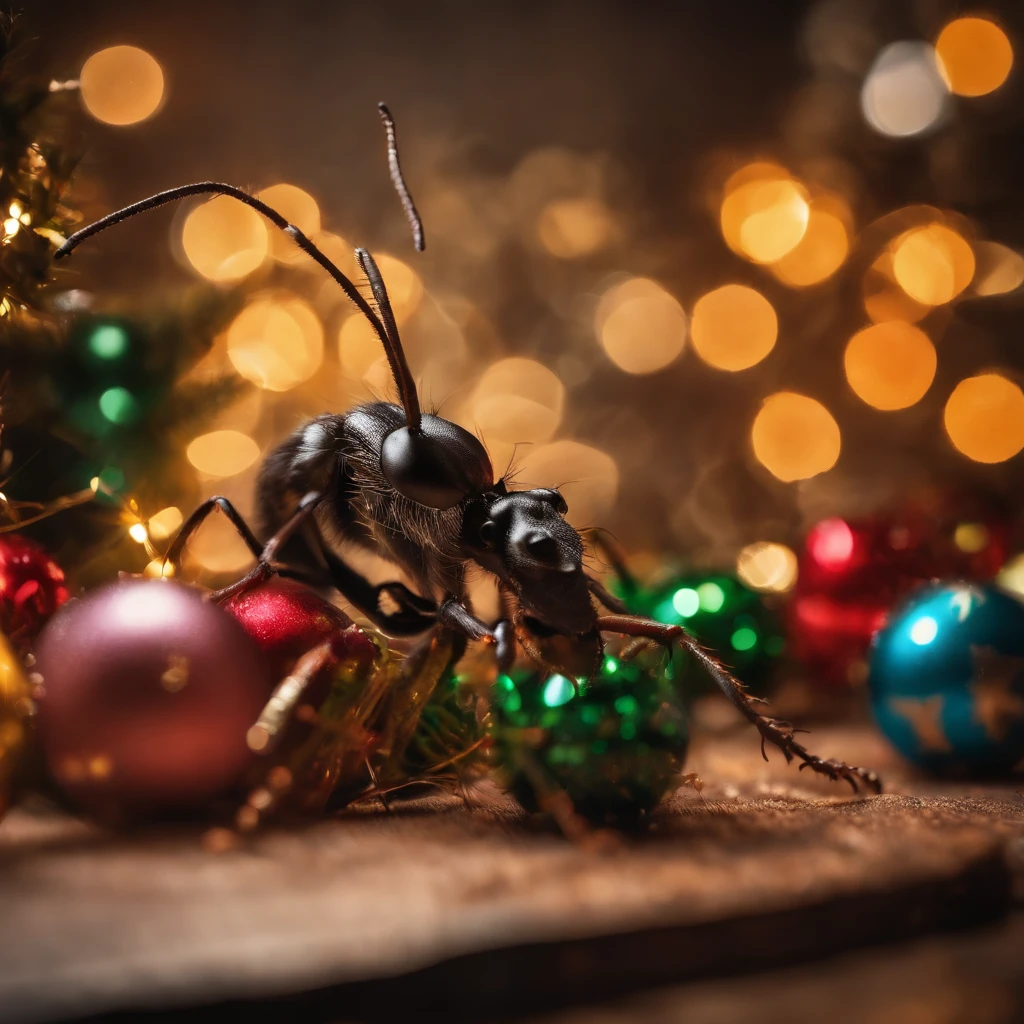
[54,182,393,357]
[53,104,430,431]
[378,102,424,252]
[356,247,420,430]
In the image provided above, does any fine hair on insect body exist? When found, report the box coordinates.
[55,102,882,807]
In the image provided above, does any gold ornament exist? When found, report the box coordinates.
[0,631,31,820]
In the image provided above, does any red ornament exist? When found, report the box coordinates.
[0,534,69,654]
[221,577,377,683]
[34,580,271,821]
[789,500,1012,688]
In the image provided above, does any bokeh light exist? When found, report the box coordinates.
[996,554,1024,600]
[770,200,850,287]
[537,197,613,258]
[972,242,1024,296]
[147,506,184,541]
[808,518,854,570]
[338,313,389,392]
[186,430,261,477]
[516,440,619,527]
[736,541,798,593]
[690,284,777,371]
[935,17,1013,97]
[943,374,1024,463]
[595,277,687,374]
[863,251,930,324]
[751,392,841,482]
[182,196,269,282]
[256,184,320,264]
[892,223,974,305]
[227,293,323,391]
[720,165,810,264]
[80,46,164,126]
[861,42,948,138]
[471,357,565,447]
[182,513,254,575]
[843,321,936,410]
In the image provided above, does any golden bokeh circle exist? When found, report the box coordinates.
[892,224,975,306]
[943,374,1024,463]
[691,284,777,371]
[720,168,810,264]
[936,17,1014,97]
[472,358,565,445]
[844,321,936,410]
[863,251,931,324]
[736,541,798,593]
[256,184,321,264]
[595,277,687,374]
[770,207,849,287]
[751,392,841,482]
[181,196,269,282]
[80,46,165,126]
[227,294,324,391]
[537,197,613,258]
[186,430,261,478]
[972,242,1024,296]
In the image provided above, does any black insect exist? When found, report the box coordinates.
[55,104,881,798]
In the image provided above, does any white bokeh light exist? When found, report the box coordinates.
[862,42,949,138]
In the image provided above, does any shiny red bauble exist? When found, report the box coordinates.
[221,576,378,682]
[0,534,69,654]
[789,502,1011,688]
[34,579,271,821]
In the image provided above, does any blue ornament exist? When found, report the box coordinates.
[868,582,1024,776]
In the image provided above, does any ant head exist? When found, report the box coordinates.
[462,488,596,635]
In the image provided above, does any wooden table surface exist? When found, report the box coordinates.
[1,710,1022,1024]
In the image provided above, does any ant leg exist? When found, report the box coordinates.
[313,535,437,636]
[437,598,514,669]
[209,492,324,601]
[587,576,629,615]
[596,614,882,795]
[164,496,263,571]
[494,620,516,673]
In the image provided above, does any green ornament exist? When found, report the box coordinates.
[490,656,689,826]
[402,671,484,778]
[612,572,784,694]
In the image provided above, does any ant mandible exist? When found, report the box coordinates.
[56,104,881,796]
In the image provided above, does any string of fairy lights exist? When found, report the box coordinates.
[66,11,1024,600]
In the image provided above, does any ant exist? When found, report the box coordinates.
[55,104,881,806]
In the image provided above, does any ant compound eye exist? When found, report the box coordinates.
[380,415,493,510]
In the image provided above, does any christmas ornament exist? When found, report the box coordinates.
[221,577,377,683]
[490,655,689,826]
[34,580,272,821]
[869,582,1024,776]
[790,504,1013,688]
[0,629,31,821]
[616,572,784,694]
[0,534,69,654]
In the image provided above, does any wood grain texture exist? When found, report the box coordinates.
[0,723,1020,1023]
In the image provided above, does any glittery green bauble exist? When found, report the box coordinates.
[402,671,483,777]
[490,657,689,826]
[613,573,784,694]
